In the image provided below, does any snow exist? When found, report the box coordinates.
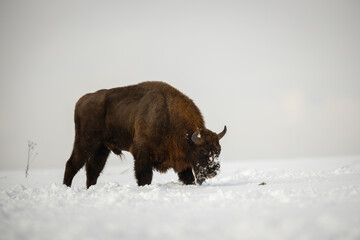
[1,156,360,240]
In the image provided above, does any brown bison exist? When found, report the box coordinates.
[63,81,226,188]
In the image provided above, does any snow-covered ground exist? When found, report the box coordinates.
[1,156,360,240]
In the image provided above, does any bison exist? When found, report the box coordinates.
[63,81,226,188]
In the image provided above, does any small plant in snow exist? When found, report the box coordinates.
[26,140,38,178]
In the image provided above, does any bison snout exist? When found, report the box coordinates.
[208,172,217,179]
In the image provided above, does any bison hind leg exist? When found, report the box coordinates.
[178,167,195,185]
[86,144,110,188]
[63,147,88,187]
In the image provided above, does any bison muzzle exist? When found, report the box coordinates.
[63,81,226,188]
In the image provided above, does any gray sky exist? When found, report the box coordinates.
[1,0,359,169]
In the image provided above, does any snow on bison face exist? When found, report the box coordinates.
[191,126,226,185]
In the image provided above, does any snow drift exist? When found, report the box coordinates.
[1,157,360,240]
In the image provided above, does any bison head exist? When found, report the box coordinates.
[190,126,227,185]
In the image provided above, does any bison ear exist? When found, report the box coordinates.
[218,126,227,140]
[191,129,203,145]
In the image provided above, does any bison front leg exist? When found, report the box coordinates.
[178,167,195,185]
[133,150,153,186]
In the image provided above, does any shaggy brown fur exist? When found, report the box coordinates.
[63,81,226,188]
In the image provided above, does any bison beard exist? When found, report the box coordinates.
[63,81,226,188]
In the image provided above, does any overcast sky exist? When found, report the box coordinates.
[1,0,359,169]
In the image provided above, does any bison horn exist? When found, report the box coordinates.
[218,126,227,140]
[191,129,203,145]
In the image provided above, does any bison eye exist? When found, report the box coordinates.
[199,148,208,156]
